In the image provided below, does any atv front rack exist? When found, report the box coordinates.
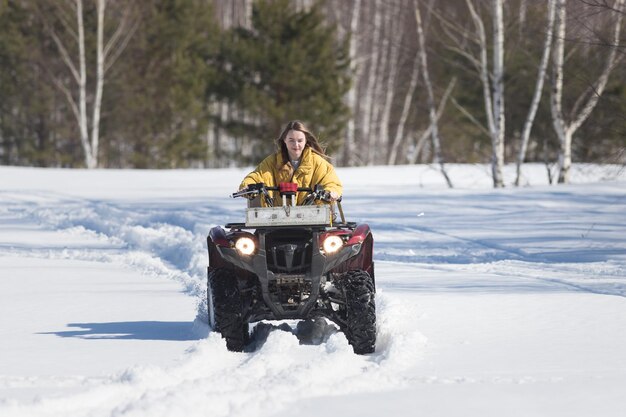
[225,221,358,230]
[245,205,330,227]
[231,182,350,228]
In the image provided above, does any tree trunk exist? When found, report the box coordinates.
[76,0,95,168]
[557,128,573,184]
[550,0,623,184]
[491,0,505,188]
[465,0,504,187]
[414,0,453,187]
[376,0,402,165]
[90,0,106,169]
[387,3,420,166]
[343,0,362,167]
[515,0,556,186]
[550,0,567,180]
[361,1,382,166]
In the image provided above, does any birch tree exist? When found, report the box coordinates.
[387,48,419,166]
[550,0,624,183]
[514,0,556,186]
[389,0,453,187]
[414,0,453,187]
[491,0,505,187]
[465,0,506,187]
[366,2,398,165]
[39,0,137,168]
[437,0,506,186]
[360,1,383,165]
[375,0,404,165]
[343,0,362,166]
[386,0,432,166]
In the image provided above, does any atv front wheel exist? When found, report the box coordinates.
[207,268,249,352]
[341,270,376,354]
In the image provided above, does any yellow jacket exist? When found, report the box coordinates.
[240,146,342,206]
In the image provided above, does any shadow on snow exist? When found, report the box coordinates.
[40,321,201,341]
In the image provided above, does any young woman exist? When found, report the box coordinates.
[239,120,342,206]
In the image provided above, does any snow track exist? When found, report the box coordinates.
[2,294,426,417]
[2,165,626,416]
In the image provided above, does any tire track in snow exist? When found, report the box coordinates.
[5,196,210,299]
[372,221,626,298]
[368,221,529,265]
[1,192,432,415]
[1,292,427,417]
[472,260,626,298]
[364,210,626,298]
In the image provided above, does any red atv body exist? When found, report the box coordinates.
[206,183,376,354]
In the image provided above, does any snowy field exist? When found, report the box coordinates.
[1,163,626,417]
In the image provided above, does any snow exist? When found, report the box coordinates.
[1,163,626,416]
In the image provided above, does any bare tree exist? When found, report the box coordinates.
[38,0,137,168]
[437,1,506,186]
[361,1,383,166]
[333,0,421,167]
[550,0,624,183]
[375,0,403,165]
[463,0,506,187]
[491,0,505,187]
[415,0,453,187]
[343,0,363,167]
[515,0,557,186]
[387,4,420,166]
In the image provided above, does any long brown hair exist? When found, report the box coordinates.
[275,120,328,164]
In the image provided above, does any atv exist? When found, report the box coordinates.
[206,182,376,354]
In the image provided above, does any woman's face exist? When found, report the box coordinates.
[284,130,306,161]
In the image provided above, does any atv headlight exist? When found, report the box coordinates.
[235,236,255,255]
[322,235,343,254]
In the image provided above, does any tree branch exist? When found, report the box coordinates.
[49,74,81,127]
[451,96,491,138]
[104,17,139,74]
[570,0,624,132]
[35,5,80,84]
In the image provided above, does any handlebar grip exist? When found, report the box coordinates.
[231,188,258,198]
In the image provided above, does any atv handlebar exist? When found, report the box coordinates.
[231,183,334,206]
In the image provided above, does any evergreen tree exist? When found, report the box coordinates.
[0,1,71,167]
[211,0,350,163]
[0,1,23,164]
[103,0,218,168]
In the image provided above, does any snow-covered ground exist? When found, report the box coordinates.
[1,163,625,417]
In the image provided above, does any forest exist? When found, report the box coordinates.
[0,0,624,186]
